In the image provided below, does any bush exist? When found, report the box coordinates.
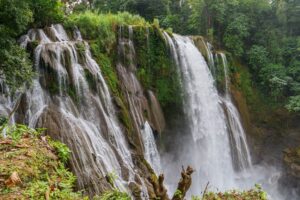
[48,139,71,163]
[95,189,130,200]
[286,95,300,112]
[259,63,288,99]
[29,0,64,27]
[192,184,268,200]
[247,45,269,73]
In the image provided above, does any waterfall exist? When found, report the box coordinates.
[141,121,162,174]
[16,24,149,197]
[171,34,236,191]
[206,42,216,78]
[217,53,252,171]
[117,26,162,177]
[161,33,284,199]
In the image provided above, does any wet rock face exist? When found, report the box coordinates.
[281,147,300,195]
[284,148,300,177]
[116,26,166,149]
[36,106,112,195]
[147,90,166,134]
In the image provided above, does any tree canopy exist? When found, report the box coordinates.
[0,0,64,92]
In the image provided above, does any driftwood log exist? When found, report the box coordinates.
[149,166,194,200]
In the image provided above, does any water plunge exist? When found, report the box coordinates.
[171,35,237,191]
[161,33,284,199]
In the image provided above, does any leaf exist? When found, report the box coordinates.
[5,171,22,187]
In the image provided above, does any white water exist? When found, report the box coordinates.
[141,121,162,174]
[117,26,163,179]
[218,53,252,171]
[17,25,149,197]
[161,33,285,199]
[172,35,237,191]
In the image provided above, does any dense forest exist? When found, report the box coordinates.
[0,0,299,199]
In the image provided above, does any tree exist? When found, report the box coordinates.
[286,95,300,113]
[28,0,64,27]
[247,45,269,73]
[0,0,33,36]
[259,63,288,99]
[0,0,65,92]
[0,0,34,91]
[223,14,250,57]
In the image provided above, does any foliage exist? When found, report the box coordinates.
[132,27,182,109]
[65,11,148,53]
[0,123,43,142]
[93,0,169,21]
[223,14,250,57]
[173,189,183,199]
[94,189,130,200]
[0,44,34,92]
[87,0,300,111]
[259,63,288,99]
[0,0,65,92]
[106,171,118,187]
[247,45,269,73]
[191,184,267,200]
[0,0,33,91]
[285,95,300,112]
[28,0,64,27]
[0,0,33,36]
[48,139,71,163]
[0,124,85,199]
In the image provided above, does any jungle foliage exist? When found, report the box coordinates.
[83,0,300,112]
[0,0,64,92]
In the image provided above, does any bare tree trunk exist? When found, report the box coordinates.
[149,174,169,200]
[172,166,194,200]
[149,166,194,200]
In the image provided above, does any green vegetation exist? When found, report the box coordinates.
[0,0,299,198]
[0,124,85,199]
[65,11,148,54]
[64,10,182,131]
[132,26,182,108]
[191,185,267,200]
[286,95,300,112]
[0,0,64,92]
[48,139,71,163]
[95,189,130,200]
[82,0,299,113]
[2,0,296,110]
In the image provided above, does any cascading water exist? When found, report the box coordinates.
[141,121,162,174]
[170,35,237,192]
[14,24,152,198]
[217,53,252,171]
[160,32,286,199]
[117,26,162,176]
